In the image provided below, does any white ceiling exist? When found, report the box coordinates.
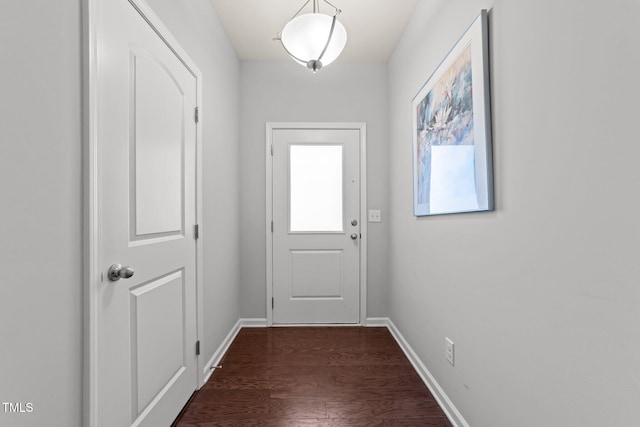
[210,0,418,63]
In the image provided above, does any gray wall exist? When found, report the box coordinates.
[0,1,240,426]
[388,0,640,425]
[239,62,389,319]
[1,2,83,426]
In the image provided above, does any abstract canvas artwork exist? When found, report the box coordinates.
[412,10,494,216]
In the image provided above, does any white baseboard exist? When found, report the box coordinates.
[201,319,243,384]
[239,318,267,328]
[365,317,391,327]
[374,317,469,427]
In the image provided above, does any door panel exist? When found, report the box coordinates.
[291,250,344,298]
[97,0,198,425]
[131,51,185,238]
[272,128,360,324]
[130,270,185,417]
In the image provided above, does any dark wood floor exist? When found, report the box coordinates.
[173,327,453,426]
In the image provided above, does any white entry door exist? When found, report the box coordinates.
[96,0,199,425]
[270,126,363,324]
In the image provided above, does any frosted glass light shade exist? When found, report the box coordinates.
[281,13,347,69]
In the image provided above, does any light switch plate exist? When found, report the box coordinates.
[368,210,381,223]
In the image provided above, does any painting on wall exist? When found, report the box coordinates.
[412,10,494,216]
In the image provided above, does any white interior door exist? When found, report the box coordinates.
[97,0,198,425]
[271,127,362,324]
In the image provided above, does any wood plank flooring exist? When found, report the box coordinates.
[172,327,453,426]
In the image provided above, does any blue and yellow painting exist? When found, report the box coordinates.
[415,45,477,214]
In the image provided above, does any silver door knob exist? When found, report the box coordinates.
[108,263,135,281]
[350,233,358,240]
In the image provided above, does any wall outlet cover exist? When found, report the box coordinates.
[445,337,455,366]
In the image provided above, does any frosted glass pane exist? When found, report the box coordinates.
[290,145,343,232]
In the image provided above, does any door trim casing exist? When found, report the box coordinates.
[265,122,368,326]
[83,1,204,425]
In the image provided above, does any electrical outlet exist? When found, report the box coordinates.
[368,209,381,223]
[445,337,455,366]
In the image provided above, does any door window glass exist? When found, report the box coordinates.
[289,144,343,232]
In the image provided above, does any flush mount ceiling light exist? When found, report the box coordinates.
[275,0,347,72]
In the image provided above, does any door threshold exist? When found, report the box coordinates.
[271,323,362,327]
